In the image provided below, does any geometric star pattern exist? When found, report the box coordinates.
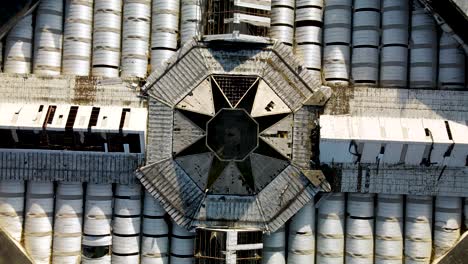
[173,75,294,194]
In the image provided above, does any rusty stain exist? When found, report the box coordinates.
[72,76,98,105]
[323,86,354,115]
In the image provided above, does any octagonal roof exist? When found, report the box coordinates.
[137,40,331,232]
[206,108,259,162]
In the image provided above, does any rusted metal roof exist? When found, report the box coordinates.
[0,150,144,184]
[335,163,468,197]
[143,40,331,110]
[138,160,322,232]
[137,158,205,227]
[0,74,145,108]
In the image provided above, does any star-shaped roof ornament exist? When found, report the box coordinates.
[173,76,294,194]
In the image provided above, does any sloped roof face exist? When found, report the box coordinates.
[143,41,331,110]
[138,41,330,231]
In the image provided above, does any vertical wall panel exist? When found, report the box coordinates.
[351,0,380,86]
[121,0,151,78]
[82,184,113,264]
[62,0,94,76]
[405,195,432,264]
[438,32,466,89]
[262,228,286,264]
[0,180,25,243]
[345,193,374,264]
[33,0,64,76]
[4,14,33,74]
[323,0,352,87]
[433,196,462,258]
[375,194,403,264]
[180,0,204,45]
[112,184,142,264]
[141,191,170,264]
[170,223,195,264]
[52,183,83,264]
[380,0,409,88]
[294,0,323,81]
[92,0,123,77]
[288,201,315,264]
[151,0,180,68]
[409,2,437,89]
[316,193,345,264]
[270,0,295,46]
[24,181,54,264]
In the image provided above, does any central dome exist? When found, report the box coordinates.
[206,108,259,161]
[170,74,294,195]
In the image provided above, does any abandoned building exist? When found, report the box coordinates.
[0,0,467,264]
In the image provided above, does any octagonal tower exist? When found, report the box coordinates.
[137,40,331,235]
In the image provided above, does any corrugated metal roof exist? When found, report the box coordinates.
[0,74,145,108]
[256,165,320,231]
[143,40,330,110]
[323,87,468,121]
[137,158,205,228]
[0,150,143,184]
[146,100,173,164]
[250,153,289,191]
[192,195,265,230]
[260,114,293,159]
[292,106,316,168]
[175,153,213,191]
[337,163,468,197]
[203,47,271,76]
[145,42,210,106]
[138,160,322,232]
[173,110,205,154]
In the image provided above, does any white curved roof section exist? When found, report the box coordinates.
[0,103,147,154]
[320,115,468,167]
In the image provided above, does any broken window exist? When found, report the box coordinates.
[88,107,101,131]
[43,105,57,127]
[0,130,15,148]
[0,129,142,153]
